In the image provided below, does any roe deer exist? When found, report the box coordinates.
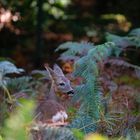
[36,64,74,125]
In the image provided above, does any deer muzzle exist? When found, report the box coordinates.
[67,90,74,96]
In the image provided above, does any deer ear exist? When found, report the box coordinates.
[44,64,56,79]
[53,64,64,76]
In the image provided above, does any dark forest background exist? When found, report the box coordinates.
[0,0,140,70]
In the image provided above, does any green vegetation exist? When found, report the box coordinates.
[1,100,35,140]
[0,0,140,139]
[0,37,140,139]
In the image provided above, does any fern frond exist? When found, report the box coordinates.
[106,32,133,48]
[74,42,115,78]
[56,41,94,61]
[105,32,140,56]
[106,29,140,48]
[31,124,76,140]
[0,61,24,75]
[70,42,115,133]
[128,28,140,36]
[128,36,140,47]
[70,112,97,134]
[56,41,115,133]
[6,76,33,94]
[72,84,87,102]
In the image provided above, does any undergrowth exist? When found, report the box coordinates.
[57,42,116,133]
[57,32,140,138]
[0,28,140,139]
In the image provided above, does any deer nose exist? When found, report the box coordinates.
[67,90,74,96]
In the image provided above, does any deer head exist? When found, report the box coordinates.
[44,64,74,96]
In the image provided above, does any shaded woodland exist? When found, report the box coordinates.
[0,0,140,68]
[0,0,140,140]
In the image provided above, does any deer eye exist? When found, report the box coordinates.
[59,83,65,86]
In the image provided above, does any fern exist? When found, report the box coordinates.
[0,61,25,102]
[106,32,133,48]
[6,76,35,95]
[0,61,24,75]
[105,29,140,74]
[129,28,140,36]
[70,42,116,134]
[128,28,140,47]
[55,41,94,61]
[106,28,140,48]
[31,124,76,140]
[69,112,97,134]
